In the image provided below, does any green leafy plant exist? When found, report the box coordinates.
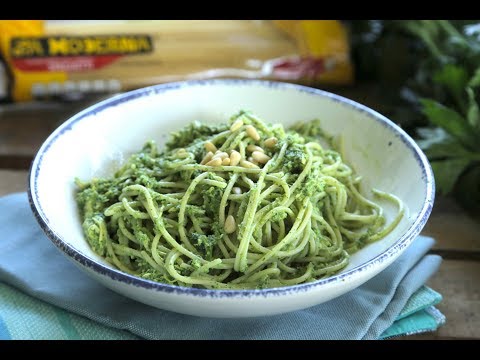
[349,20,480,211]
[402,21,480,211]
[416,65,480,210]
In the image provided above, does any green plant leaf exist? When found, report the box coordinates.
[431,158,472,195]
[425,140,476,160]
[402,21,446,61]
[466,87,480,129]
[468,66,480,88]
[433,64,469,92]
[433,64,469,112]
[420,98,475,147]
[417,126,480,160]
[416,127,450,150]
[454,163,480,213]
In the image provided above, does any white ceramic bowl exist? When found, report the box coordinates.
[29,79,434,318]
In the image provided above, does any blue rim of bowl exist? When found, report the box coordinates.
[28,78,435,298]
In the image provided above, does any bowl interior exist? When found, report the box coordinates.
[30,80,433,285]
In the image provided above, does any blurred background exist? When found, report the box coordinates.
[1,20,480,213]
[0,20,479,339]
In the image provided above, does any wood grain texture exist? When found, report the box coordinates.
[0,170,28,196]
[0,99,108,169]
[0,102,83,157]
[427,260,480,339]
[398,260,480,340]
[422,197,480,251]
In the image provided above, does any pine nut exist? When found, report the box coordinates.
[224,215,237,234]
[247,157,260,166]
[212,151,229,160]
[264,137,278,148]
[204,141,217,153]
[200,151,214,165]
[205,158,222,167]
[232,187,242,194]
[222,158,231,166]
[252,151,271,164]
[176,148,188,158]
[246,144,264,153]
[245,125,260,141]
[230,119,244,132]
[229,150,241,166]
[240,159,259,169]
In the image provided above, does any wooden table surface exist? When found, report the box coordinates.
[1,93,479,340]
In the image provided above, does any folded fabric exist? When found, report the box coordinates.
[0,192,445,340]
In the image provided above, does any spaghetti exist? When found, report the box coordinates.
[75,111,404,289]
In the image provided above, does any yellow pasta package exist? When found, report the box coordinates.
[0,20,353,103]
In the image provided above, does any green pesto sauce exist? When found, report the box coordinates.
[74,111,402,289]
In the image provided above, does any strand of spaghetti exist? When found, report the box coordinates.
[219,173,239,224]
[231,198,312,283]
[159,218,203,260]
[267,142,288,172]
[234,165,270,272]
[276,260,297,273]
[165,250,244,289]
[150,231,167,271]
[140,250,167,276]
[279,263,314,286]
[117,216,138,243]
[179,164,263,174]
[286,149,314,201]
[100,218,138,275]
[190,259,223,277]
[313,255,350,277]
[243,267,281,284]
[245,207,297,255]
[219,129,247,152]
[177,172,210,253]
[243,113,274,137]
[364,189,405,243]
[111,242,143,258]
[121,198,150,219]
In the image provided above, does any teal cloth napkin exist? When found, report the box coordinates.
[0,192,445,340]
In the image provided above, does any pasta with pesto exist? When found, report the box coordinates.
[75,111,404,289]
